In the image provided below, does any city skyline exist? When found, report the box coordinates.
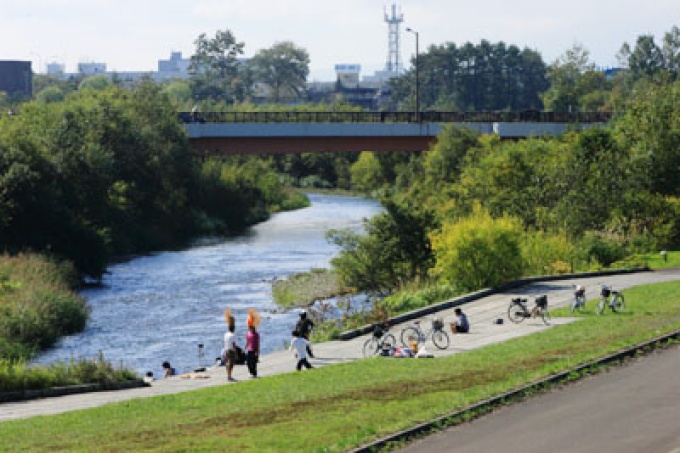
[2,0,678,81]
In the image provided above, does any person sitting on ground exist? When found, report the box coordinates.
[144,371,154,384]
[162,361,176,378]
[450,308,470,334]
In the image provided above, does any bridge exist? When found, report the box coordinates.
[183,111,612,156]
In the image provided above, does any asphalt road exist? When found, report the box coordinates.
[398,345,680,453]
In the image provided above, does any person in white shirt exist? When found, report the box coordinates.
[289,330,313,371]
[222,324,238,382]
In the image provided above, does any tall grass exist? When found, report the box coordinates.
[0,253,88,360]
[0,353,139,393]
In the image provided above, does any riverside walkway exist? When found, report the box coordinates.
[2,268,679,422]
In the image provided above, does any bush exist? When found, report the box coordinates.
[577,232,629,268]
[521,231,575,276]
[430,207,524,292]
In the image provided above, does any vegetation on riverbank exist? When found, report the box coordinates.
[271,268,350,308]
[2,278,679,450]
[0,83,309,280]
[0,353,138,393]
[0,253,139,392]
[0,85,308,372]
[0,254,87,361]
[304,78,680,334]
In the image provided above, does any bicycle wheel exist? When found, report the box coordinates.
[431,330,450,349]
[362,337,379,358]
[400,327,420,347]
[381,333,397,350]
[611,293,625,313]
[507,303,525,323]
[596,298,606,315]
[540,309,551,326]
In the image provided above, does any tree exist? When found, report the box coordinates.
[430,206,524,292]
[161,80,193,106]
[328,200,435,293]
[78,75,112,91]
[390,39,547,111]
[248,41,310,102]
[615,79,680,196]
[627,35,665,79]
[190,29,247,102]
[541,44,599,112]
[350,152,385,191]
[662,26,680,79]
[35,86,65,103]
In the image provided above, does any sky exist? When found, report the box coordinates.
[2,0,679,81]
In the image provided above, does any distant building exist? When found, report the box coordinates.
[46,62,65,76]
[156,51,191,80]
[0,60,33,98]
[77,62,107,76]
[335,64,361,87]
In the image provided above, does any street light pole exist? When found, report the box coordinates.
[405,27,420,121]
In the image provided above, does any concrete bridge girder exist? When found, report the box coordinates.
[185,122,599,155]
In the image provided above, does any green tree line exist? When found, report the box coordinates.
[0,82,307,279]
[328,76,680,312]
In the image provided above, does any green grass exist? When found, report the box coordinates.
[2,279,680,451]
[272,268,349,307]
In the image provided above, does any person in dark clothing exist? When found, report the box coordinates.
[295,311,315,358]
[162,361,176,377]
[450,307,470,334]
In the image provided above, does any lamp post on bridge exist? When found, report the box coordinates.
[405,27,420,122]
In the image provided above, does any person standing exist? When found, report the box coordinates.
[223,324,238,382]
[289,330,313,371]
[295,311,315,358]
[245,324,260,378]
[450,307,470,334]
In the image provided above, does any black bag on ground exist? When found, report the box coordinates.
[234,345,247,365]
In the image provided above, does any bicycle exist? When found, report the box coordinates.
[596,284,625,314]
[399,318,450,350]
[570,284,586,312]
[507,295,551,325]
[362,323,397,357]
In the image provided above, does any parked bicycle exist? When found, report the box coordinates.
[596,284,625,314]
[363,323,397,357]
[507,295,551,325]
[399,318,450,350]
[570,284,587,312]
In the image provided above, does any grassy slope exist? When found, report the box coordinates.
[1,278,680,451]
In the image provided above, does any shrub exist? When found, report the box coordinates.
[430,207,524,292]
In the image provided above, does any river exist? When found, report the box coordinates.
[34,194,382,378]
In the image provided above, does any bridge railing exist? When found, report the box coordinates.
[179,111,613,124]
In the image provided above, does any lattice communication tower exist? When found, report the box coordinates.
[384,3,404,74]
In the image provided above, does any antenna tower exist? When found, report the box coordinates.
[384,3,403,74]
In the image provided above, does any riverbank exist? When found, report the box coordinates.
[2,270,680,450]
[31,193,384,378]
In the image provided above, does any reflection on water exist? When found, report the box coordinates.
[34,194,382,377]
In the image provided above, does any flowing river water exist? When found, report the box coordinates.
[34,194,383,378]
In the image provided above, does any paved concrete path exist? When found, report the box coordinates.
[2,269,679,422]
